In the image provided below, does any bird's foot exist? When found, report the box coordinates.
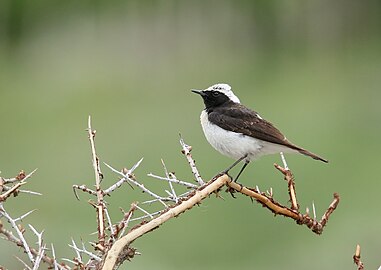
[224,174,244,198]
[226,186,237,198]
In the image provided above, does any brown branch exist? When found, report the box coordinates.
[274,163,299,210]
[227,164,340,235]
[353,244,365,270]
[227,180,299,218]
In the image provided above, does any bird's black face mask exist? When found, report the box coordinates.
[192,90,230,109]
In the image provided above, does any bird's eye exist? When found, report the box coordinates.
[212,92,220,97]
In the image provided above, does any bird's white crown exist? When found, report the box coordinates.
[205,83,240,104]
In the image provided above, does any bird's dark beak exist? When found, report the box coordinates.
[191,89,206,96]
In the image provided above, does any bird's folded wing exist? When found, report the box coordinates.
[208,104,296,148]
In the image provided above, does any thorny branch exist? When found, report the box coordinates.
[1,117,341,270]
[87,116,106,248]
[0,169,39,202]
[0,170,69,269]
[101,174,230,270]
[179,135,204,185]
[226,166,340,235]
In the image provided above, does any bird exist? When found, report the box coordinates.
[191,83,328,182]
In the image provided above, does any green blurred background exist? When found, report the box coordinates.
[1,1,380,269]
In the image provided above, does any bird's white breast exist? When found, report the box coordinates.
[200,110,295,161]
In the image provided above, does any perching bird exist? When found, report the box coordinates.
[192,83,328,181]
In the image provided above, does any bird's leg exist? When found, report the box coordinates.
[234,160,250,182]
[224,157,249,198]
[220,154,248,180]
[222,155,247,174]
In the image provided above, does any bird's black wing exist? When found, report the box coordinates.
[208,103,297,148]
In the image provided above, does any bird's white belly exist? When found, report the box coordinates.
[200,110,294,161]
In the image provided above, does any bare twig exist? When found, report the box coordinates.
[279,152,289,170]
[0,181,26,201]
[72,184,97,200]
[17,190,42,196]
[104,207,115,241]
[274,163,299,211]
[0,169,38,202]
[0,220,23,245]
[128,210,162,222]
[13,210,36,223]
[0,209,68,269]
[147,173,198,189]
[70,239,83,264]
[134,205,154,219]
[113,203,137,239]
[28,225,45,270]
[1,185,42,196]
[69,239,102,262]
[32,244,46,270]
[87,116,106,248]
[353,244,364,270]
[103,158,144,195]
[51,244,59,270]
[104,162,169,206]
[0,205,35,263]
[161,159,178,202]
[179,135,204,185]
[15,256,32,270]
[312,201,317,220]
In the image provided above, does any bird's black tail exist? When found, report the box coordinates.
[296,148,328,163]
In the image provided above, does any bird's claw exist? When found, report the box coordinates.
[226,186,237,198]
